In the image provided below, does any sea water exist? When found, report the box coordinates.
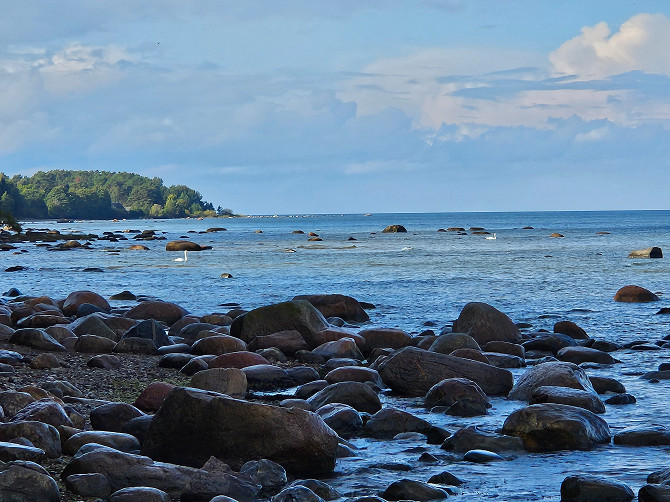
[2,210,670,499]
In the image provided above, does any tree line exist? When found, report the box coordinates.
[0,170,233,221]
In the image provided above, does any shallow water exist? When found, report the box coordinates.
[3,210,670,499]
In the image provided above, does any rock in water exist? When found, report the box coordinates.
[628,247,662,258]
[614,285,660,303]
[382,225,407,233]
[377,346,513,397]
[452,302,521,346]
[561,474,633,502]
[292,294,369,322]
[502,403,611,451]
[141,387,339,475]
[230,301,329,348]
[508,361,597,401]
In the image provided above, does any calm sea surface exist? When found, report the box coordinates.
[3,210,670,499]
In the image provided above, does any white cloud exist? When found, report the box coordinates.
[550,13,670,79]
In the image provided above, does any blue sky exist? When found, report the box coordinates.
[1,1,669,214]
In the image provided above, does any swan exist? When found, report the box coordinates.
[485,233,497,240]
[174,250,188,261]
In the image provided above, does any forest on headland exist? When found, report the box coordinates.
[0,170,232,221]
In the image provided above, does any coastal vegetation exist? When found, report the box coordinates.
[0,170,232,220]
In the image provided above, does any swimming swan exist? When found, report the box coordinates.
[174,250,188,261]
[485,233,497,240]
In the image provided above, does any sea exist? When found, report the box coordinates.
[3,210,670,500]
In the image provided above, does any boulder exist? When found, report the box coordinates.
[530,386,605,413]
[557,346,616,365]
[380,479,448,501]
[91,403,144,432]
[589,376,626,394]
[292,294,369,322]
[125,301,189,325]
[191,335,247,356]
[613,425,670,446]
[485,341,525,358]
[165,240,206,251]
[178,323,221,343]
[63,290,111,316]
[133,382,177,412]
[0,391,36,418]
[377,346,513,397]
[614,285,660,303]
[452,302,521,346]
[75,335,117,353]
[554,321,589,339]
[639,484,670,502]
[508,361,597,401]
[87,354,122,369]
[16,313,70,329]
[314,404,363,438]
[441,426,523,453]
[424,378,490,416]
[273,486,324,502]
[312,338,364,361]
[0,421,61,458]
[450,348,490,364]
[501,403,611,451]
[208,351,269,369]
[628,247,662,258]
[64,431,141,455]
[230,301,329,348]
[0,442,46,463]
[121,320,171,348]
[522,333,577,354]
[68,314,119,340]
[324,367,384,387]
[463,449,504,463]
[561,474,633,502]
[289,480,340,501]
[364,407,433,440]
[307,382,381,414]
[240,458,287,495]
[358,328,411,354]
[62,446,258,501]
[114,337,158,355]
[429,332,481,354]
[190,368,247,398]
[247,330,309,356]
[141,387,339,475]
[0,460,61,502]
[243,365,290,391]
[382,225,407,233]
[9,329,66,352]
[11,399,74,428]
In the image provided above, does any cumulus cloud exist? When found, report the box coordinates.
[550,13,670,78]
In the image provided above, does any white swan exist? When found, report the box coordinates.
[174,250,188,261]
[485,233,497,240]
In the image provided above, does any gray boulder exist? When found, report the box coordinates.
[0,460,60,502]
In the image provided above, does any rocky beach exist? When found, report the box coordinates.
[0,212,669,501]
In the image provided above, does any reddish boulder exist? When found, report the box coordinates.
[452,302,521,346]
[125,301,188,325]
[62,291,111,316]
[614,285,659,303]
[292,294,369,322]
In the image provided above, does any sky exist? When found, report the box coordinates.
[1,1,669,214]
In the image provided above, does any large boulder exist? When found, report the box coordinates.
[508,361,596,401]
[9,329,66,352]
[529,386,605,414]
[501,403,611,451]
[230,301,329,348]
[377,346,513,397]
[69,314,119,340]
[121,320,171,348]
[141,387,339,475]
[62,446,258,501]
[292,295,369,322]
[190,368,247,398]
[452,302,521,346]
[557,346,616,365]
[363,407,433,440]
[358,328,411,354]
[0,421,61,458]
[553,321,589,340]
[614,285,660,303]
[165,240,208,251]
[11,399,74,428]
[63,290,111,316]
[441,426,524,453]
[561,474,633,502]
[247,330,309,356]
[424,378,490,416]
[382,225,407,233]
[628,247,662,259]
[0,460,61,502]
[307,382,381,414]
[125,301,189,325]
[429,333,481,354]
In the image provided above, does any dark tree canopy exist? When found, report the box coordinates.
[0,170,221,220]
